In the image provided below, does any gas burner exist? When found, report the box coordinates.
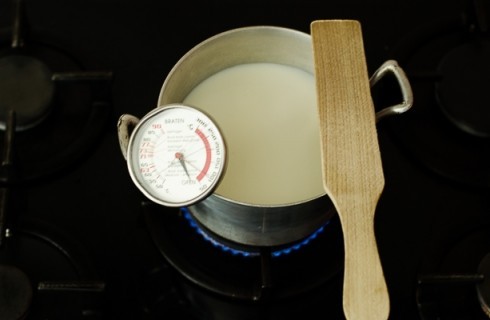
[141,202,345,319]
[142,202,344,306]
[0,264,32,319]
[0,17,112,182]
[0,219,105,319]
[435,40,490,138]
[180,207,330,258]
[416,223,490,319]
[0,54,54,131]
[387,14,490,188]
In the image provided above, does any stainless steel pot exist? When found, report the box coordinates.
[118,25,412,247]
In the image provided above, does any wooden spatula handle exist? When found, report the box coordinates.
[311,20,390,320]
[340,202,389,319]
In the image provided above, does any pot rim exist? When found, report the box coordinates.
[158,25,327,208]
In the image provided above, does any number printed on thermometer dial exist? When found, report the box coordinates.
[127,105,226,207]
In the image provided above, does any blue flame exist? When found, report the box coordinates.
[181,207,330,258]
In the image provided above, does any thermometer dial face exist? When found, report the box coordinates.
[127,104,226,207]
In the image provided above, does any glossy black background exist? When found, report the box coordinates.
[0,1,487,319]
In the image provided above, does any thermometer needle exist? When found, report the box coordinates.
[175,152,191,179]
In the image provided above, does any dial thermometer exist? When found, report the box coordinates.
[127,104,226,207]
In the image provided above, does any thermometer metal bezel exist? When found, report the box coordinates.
[126,104,227,207]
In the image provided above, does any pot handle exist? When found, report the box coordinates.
[371,59,413,122]
[117,114,140,160]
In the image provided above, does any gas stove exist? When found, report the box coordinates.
[0,0,489,319]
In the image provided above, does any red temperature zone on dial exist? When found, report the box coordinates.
[195,128,212,182]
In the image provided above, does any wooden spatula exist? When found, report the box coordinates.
[310,20,390,320]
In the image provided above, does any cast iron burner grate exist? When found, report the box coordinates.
[0,0,112,183]
[0,219,106,320]
[416,222,490,319]
[0,2,111,318]
[386,0,490,188]
[141,201,345,319]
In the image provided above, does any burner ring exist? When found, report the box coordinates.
[436,40,490,138]
[0,264,33,320]
[0,54,55,131]
[388,17,490,188]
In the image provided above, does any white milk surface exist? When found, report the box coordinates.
[183,62,324,205]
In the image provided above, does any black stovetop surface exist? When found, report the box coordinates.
[0,0,489,319]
